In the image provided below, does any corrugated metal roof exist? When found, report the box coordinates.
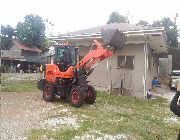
[70,23,154,35]
[12,40,42,53]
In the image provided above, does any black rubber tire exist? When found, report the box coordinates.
[70,86,83,108]
[84,85,96,104]
[43,83,55,102]
[60,96,67,100]
[37,79,45,91]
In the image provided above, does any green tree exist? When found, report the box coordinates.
[0,25,15,49]
[107,11,128,24]
[136,20,150,26]
[151,20,162,27]
[43,38,53,47]
[16,14,46,49]
[152,18,179,48]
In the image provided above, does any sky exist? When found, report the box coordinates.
[0,0,180,35]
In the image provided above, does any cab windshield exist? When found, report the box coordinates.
[56,45,76,66]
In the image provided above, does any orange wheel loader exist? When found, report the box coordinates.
[37,29,126,107]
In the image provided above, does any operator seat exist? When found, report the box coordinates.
[54,51,68,72]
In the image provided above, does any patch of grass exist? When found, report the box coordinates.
[29,120,92,140]
[1,82,39,92]
[28,92,180,140]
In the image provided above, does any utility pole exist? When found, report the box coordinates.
[174,13,178,25]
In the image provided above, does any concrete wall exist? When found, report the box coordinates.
[2,45,22,58]
[158,57,170,86]
[146,45,159,90]
[159,58,169,77]
[111,44,145,98]
[1,73,43,84]
[8,44,41,63]
[173,60,180,70]
[173,48,180,70]
[10,44,21,51]
[21,50,39,57]
[78,45,110,91]
[79,44,146,98]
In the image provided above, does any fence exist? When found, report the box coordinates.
[1,73,43,85]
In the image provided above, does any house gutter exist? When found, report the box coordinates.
[123,28,164,34]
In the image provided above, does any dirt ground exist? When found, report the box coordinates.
[0,86,177,140]
[1,92,55,140]
[154,85,176,101]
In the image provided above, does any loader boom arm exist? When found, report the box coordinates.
[75,40,113,72]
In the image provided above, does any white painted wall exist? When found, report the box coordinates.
[79,44,146,98]
[159,58,169,77]
[111,44,145,98]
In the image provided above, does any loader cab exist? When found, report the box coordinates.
[54,44,77,72]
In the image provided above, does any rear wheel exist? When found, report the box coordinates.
[43,83,55,102]
[84,85,96,104]
[70,86,83,108]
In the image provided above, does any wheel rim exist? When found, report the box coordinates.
[44,86,51,97]
[72,90,79,104]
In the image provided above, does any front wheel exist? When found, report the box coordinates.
[84,85,96,104]
[70,86,83,108]
[43,83,55,102]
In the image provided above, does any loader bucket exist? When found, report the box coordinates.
[101,28,126,50]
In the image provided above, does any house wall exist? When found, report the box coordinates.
[79,44,146,98]
[10,44,39,59]
[76,42,162,98]
[173,60,180,70]
[7,44,22,58]
[172,48,180,70]
[21,50,39,57]
[9,44,44,63]
[111,44,145,98]
[159,58,169,77]
[79,45,109,91]
[146,45,159,90]
[10,44,21,51]
[1,50,22,58]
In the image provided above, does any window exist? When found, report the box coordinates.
[118,56,126,67]
[117,56,134,70]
